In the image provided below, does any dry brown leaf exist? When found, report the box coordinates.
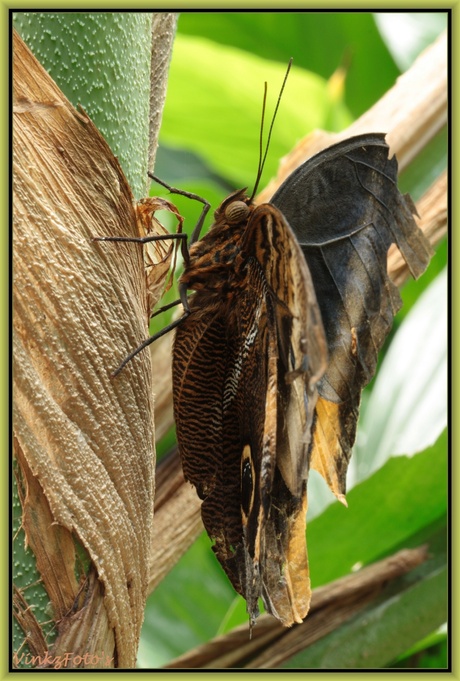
[13,587,49,663]
[12,27,174,667]
[136,196,184,317]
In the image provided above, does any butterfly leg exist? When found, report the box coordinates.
[93,232,190,265]
[111,281,190,377]
[148,173,211,246]
[149,297,183,320]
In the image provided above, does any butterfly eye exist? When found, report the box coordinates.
[225,200,250,224]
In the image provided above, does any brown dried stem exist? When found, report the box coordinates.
[13,23,174,667]
[165,546,429,668]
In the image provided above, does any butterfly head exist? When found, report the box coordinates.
[213,188,252,225]
[180,189,255,293]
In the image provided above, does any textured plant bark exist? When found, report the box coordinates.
[149,13,178,178]
[12,27,171,668]
[164,546,429,668]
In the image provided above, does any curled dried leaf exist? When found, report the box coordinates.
[136,196,184,318]
[13,29,159,668]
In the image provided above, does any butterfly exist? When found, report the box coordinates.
[95,72,432,627]
[172,185,327,627]
[169,132,432,627]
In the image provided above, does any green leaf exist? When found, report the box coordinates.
[216,595,250,636]
[353,269,447,481]
[159,33,352,189]
[282,547,447,669]
[177,12,401,117]
[138,532,237,668]
[308,429,447,589]
[389,624,448,668]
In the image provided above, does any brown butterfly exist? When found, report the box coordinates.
[169,133,432,628]
[173,187,328,626]
[96,76,432,628]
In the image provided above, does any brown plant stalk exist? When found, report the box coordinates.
[12,20,176,668]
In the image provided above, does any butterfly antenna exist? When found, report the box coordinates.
[250,57,293,202]
[254,82,268,194]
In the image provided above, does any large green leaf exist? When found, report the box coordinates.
[176,12,401,117]
[283,540,447,669]
[353,269,448,482]
[390,624,448,668]
[138,532,236,668]
[308,429,447,589]
[159,33,352,189]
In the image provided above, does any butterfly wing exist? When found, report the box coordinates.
[173,203,327,626]
[238,204,327,624]
[271,133,433,499]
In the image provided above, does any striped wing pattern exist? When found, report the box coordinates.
[173,199,326,626]
[172,133,432,627]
